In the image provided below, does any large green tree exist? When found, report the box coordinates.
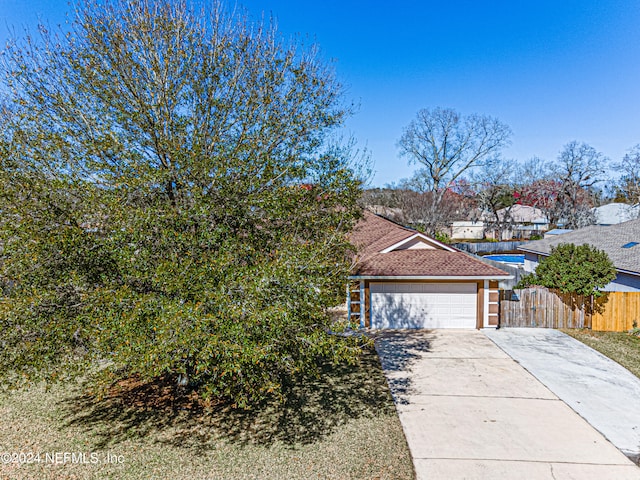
[517,243,616,297]
[0,0,365,407]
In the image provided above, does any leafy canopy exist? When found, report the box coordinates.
[0,0,366,407]
[517,243,616,297]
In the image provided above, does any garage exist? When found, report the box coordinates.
[348,211,511,329]
[370,282,477,329]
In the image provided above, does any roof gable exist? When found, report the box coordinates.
[380,233,456,253]
[350,210,510,279]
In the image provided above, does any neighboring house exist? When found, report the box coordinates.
[450,220,484,240]
[520,219,640,292]
[349,211,511,329]
[592,202,639,226]
[482,204,549,240]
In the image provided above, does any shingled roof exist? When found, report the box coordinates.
[350,211,510,278]
[519,218,640,275]
[350,210,417,259]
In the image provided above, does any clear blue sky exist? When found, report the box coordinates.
[2,0,640,186]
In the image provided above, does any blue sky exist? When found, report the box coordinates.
[2,1,640,186]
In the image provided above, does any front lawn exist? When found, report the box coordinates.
[0,347,414,480]
[562,329,640,379]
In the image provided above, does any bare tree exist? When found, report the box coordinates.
[472,159,518,240]
[396,176,475,232]
[554,141,606,228]
[519,156,552,186]
[515,157,563,226]
[358,187,406,223]
[397,107,511,234]
[613,145,640,205]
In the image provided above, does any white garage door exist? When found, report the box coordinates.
[370,282,477,329]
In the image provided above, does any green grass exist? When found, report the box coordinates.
[562,329,640,379]
[0,347,414,480]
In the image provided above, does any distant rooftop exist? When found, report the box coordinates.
[544,228,573,237]
[521,219,640,275]
[592,203,639,225]
[483,204,548,224]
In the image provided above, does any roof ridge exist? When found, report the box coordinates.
[363,208,417,234]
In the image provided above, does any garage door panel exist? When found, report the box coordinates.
[372,304,427,329]
[370,282,477,329]
[370,283,476,294]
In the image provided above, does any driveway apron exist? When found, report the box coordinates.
[375,329,640,480]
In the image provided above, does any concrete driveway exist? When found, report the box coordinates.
[485,328,640,464]
[375,329,640,480]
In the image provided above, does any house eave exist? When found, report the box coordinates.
[518,246,547,255]
[612,268,640,278]
[348,275,513,281]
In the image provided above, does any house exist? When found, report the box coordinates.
[592,202,639,226]
[349,211,511,329]
[520,218,640,292]
[482,204,549,240]
[450,220,484,240]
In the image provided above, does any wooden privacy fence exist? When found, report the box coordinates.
[453,241,526,254]
[500,287,640,332]
[592,292,640,331]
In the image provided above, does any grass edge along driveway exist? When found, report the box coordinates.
[562,329,640,380]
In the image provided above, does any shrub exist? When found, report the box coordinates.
[516,243,616,297]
